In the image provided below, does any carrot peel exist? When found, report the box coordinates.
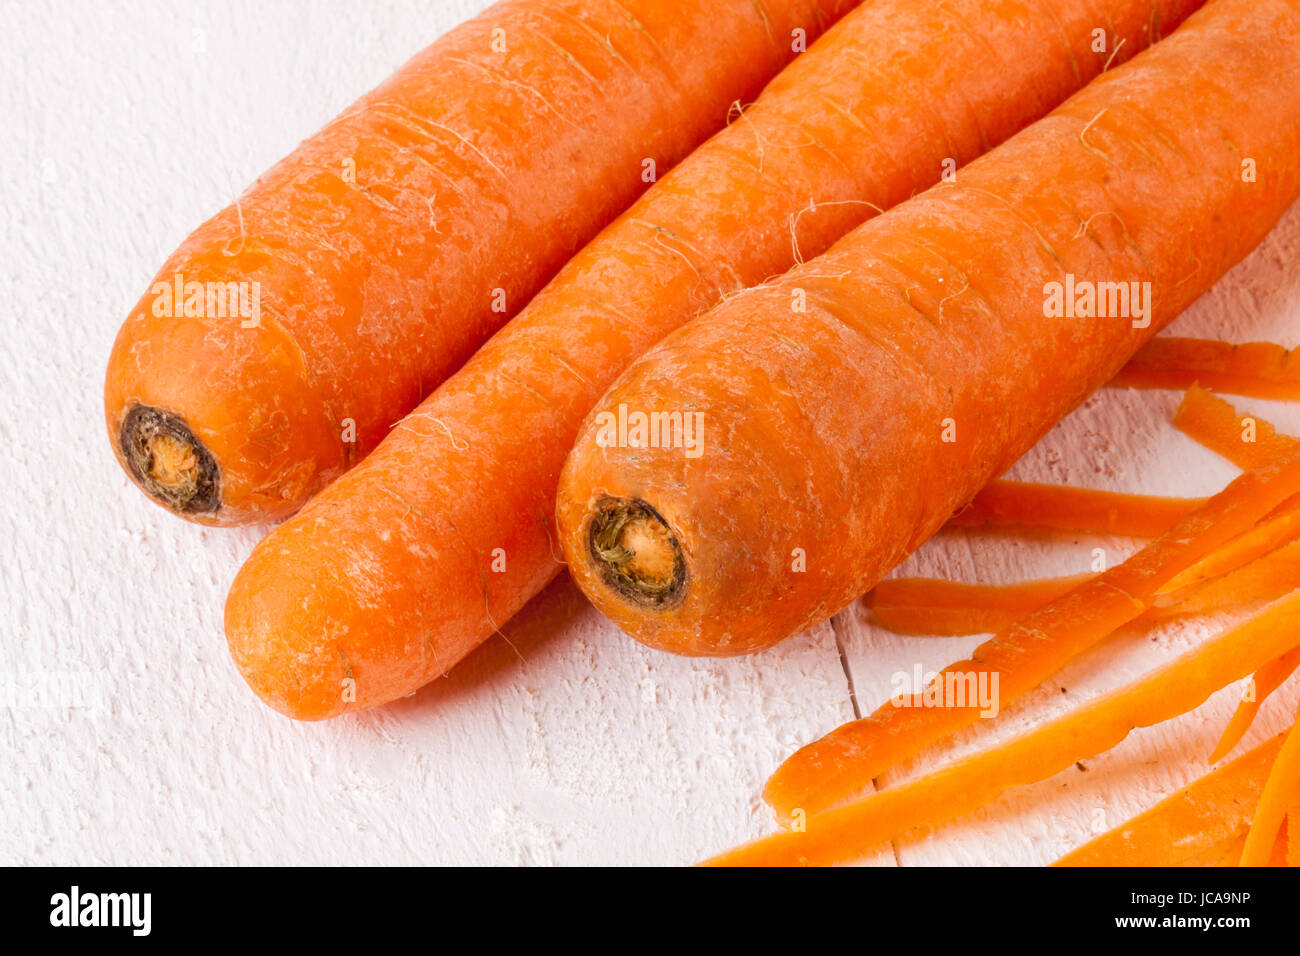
[711,592,1300,866]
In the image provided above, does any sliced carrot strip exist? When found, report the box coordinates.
[1201,832,1248,867]
[710,594,1300,866]
[1157,493,1300,603]
[868,540,1300,638]
[1053,734,1283,867]
[865,575,1091,636]
[764,449,1300,822]
[1173,386,1298,469]
[946,482,1204,538]
[1288,803,1299,867]
[1210,647,1300,763]
[1240,707,1300,866]
[1112,338,1300,399]
[1154,539,1300,619]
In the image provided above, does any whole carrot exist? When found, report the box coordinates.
[105,0,843,525]
[225,0,1199,719]
[556,0,1300,658]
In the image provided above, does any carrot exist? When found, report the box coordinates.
[1113,337,1300,399]
[1053,734,1284,866]
[1210,647,1300,762]
[946,481,1204,537]
[705,591,1300,866]
[870,540,1300,637]
[1240,708,1300,865]
[223,0,1203,719]
[104,0,853,525]
[1202,833,1249,867]
[866,574,1090,636]
[1208,828,1290,866]
[764,448,1300,821]
[1284,801,1294,868]
[1162,539,1300,619]
[555,0,1300,659]
[1173,386,1299,469]
[1155,493,1300,604]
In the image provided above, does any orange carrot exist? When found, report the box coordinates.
[556,0,1300,659]
[866,574,1090,636]
[223,0,1202,719]
[1173,386,1298,470]
[765,449,1300,822]
[1210,647,1300,762]
[1207,826,1290,865]
[104,0,853,525]
[1201,833,1249,867]
[706,591,1300,866]
[946,481,1204,537]
[1053,735,1284,867]
[1240,708,1300,866]
[1161,540,1300,619]
[1289,802,1300,866]
[871,531,1300,638]
[1156,493,1300,604]
[1113,337,1300,399]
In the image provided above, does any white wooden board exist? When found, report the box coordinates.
[3,0,1297,866]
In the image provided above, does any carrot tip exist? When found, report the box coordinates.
[119,405,220,515]
[587,497,686,609]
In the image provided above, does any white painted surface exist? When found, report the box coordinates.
[2,0,1297,866]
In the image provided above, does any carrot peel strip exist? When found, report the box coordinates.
[946,481,1204,538]
[714,593,1300,866]
[1240,707,1300,866]
[1112,337,1300,400]
[1210,647,1300,763]
[865,574,1091,636]
[1173,386,1298,470]
[1053,735,1284,867]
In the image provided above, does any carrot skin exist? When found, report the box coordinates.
[1113,338,1300,399]
[225,0,1201,719]
[557,0,1300,658]
[866,574,1091,636]
[946,481,1204,538]
[105,0,846,525]
[1173,386,1300,470]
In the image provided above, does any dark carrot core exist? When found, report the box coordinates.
[588,497,686,609]
[120,405,220,514]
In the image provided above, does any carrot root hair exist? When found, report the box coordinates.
[119,405,220,515]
